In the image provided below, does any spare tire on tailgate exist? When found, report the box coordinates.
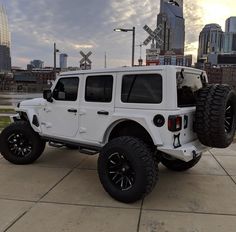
[195,84,236,148]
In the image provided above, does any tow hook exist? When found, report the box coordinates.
[173,133,181,148]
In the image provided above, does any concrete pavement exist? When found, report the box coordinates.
[0,145,236,232]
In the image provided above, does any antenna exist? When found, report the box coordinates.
[136,43,144,59]
[136,43,144,66]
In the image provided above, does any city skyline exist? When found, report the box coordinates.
[1,0,236,68]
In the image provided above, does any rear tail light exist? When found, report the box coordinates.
[168,116,182,132]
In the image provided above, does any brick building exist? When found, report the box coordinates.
[13,70,55,92]
[205,67,236,89]
[0,69,56,92]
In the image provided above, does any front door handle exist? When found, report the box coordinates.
[68,109,77,113]
[97,110,109,115]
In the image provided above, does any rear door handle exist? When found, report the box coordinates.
[68,109,77,113]
[97,110,109,115]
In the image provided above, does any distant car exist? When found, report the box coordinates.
[0,65,236,203]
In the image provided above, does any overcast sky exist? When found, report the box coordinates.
[1,0,236,68]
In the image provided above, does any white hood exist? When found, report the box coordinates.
[20,98,46,107]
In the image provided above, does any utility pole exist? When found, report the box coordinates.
[132,27,135,67]
[54,43,59,77]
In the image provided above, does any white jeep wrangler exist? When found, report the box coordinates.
[0,65,235,203]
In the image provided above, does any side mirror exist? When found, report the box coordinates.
[43,89,53,103]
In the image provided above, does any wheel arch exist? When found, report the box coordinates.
[103,119,156,148]
[15,109,41,133]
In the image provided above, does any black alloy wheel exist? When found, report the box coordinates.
[7,133,33,158]
[98,136,158,203]
[107,152,135,191]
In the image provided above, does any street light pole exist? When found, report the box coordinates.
[54,43,56,72]
[114,27,136,67]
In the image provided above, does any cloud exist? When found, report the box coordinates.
[184,1,204,43]
[74,44,94,49]
[3,0,236,68]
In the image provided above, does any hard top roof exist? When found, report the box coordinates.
[59,65,203,77]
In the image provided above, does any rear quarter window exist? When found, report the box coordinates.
[177,71,203,107]
[121,74,162,104]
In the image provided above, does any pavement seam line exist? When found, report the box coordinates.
[210,150,236,186]
[141,208,236,217]
[4,168,74,231]
[73,156,89,169]
[37,200,141,210]
[137,199,144,232]
[0,197,140,211]
[38,169,75,202]
[160,172,227,177]
[3,211,28,232]
[0,197,36,203]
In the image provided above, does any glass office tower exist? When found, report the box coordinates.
[197,24,224,60]
[60,53,68,69]
[0,5,11,72]
[157,0,185,55]
[224,17,236,53]
[225,17,236,33]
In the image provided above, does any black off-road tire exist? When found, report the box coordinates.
[98,136,158,203]
[161,154,202,171]
[0,121,46,164]
[195,84,236,148]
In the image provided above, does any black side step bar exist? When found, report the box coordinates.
[49,141,64,148]
[44,137,100,156]
[79,148,98,155]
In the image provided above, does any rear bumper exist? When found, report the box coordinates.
[157,140,209,162]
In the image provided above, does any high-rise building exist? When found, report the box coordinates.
[197,24,224,61]
[157,0,185,55]
[223,17,236,54]
[0,5,11,72]
[223,32,236,53]
[60,53,68,69]
[225,17,236,33]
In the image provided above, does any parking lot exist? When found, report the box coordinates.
[0,144,236,232]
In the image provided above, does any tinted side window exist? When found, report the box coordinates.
[121,74,162,103]
[85,75,113,102]
[53,77,79,101]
